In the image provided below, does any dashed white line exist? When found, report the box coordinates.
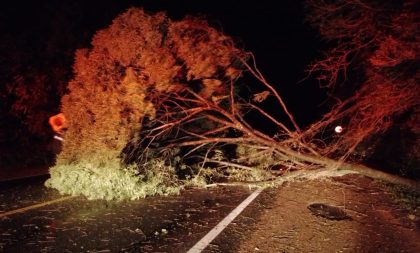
[187,188,263,253]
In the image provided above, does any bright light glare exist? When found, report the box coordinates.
[335,125,343,133]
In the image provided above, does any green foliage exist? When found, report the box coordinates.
[236,145,279,170]
[225,167,272,182]
[182,147,274,184]
[46,158,181,200]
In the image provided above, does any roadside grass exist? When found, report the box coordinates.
[380,180,420,214]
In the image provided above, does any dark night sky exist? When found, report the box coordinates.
[2,1,418,179]
[1,0,328,127]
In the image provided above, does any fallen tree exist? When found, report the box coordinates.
[46,3,419,200]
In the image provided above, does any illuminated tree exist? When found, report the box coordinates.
[46,8,249,199]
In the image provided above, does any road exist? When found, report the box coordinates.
[2,173,419,253]
[0,176,272,253]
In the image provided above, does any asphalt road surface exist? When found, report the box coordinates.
[0,176,272,253]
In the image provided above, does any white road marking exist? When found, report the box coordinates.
[187,188,263,253]
[0,196,76,218]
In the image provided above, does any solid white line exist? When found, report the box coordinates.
[0,196,76,218]
[187,188,263,253]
